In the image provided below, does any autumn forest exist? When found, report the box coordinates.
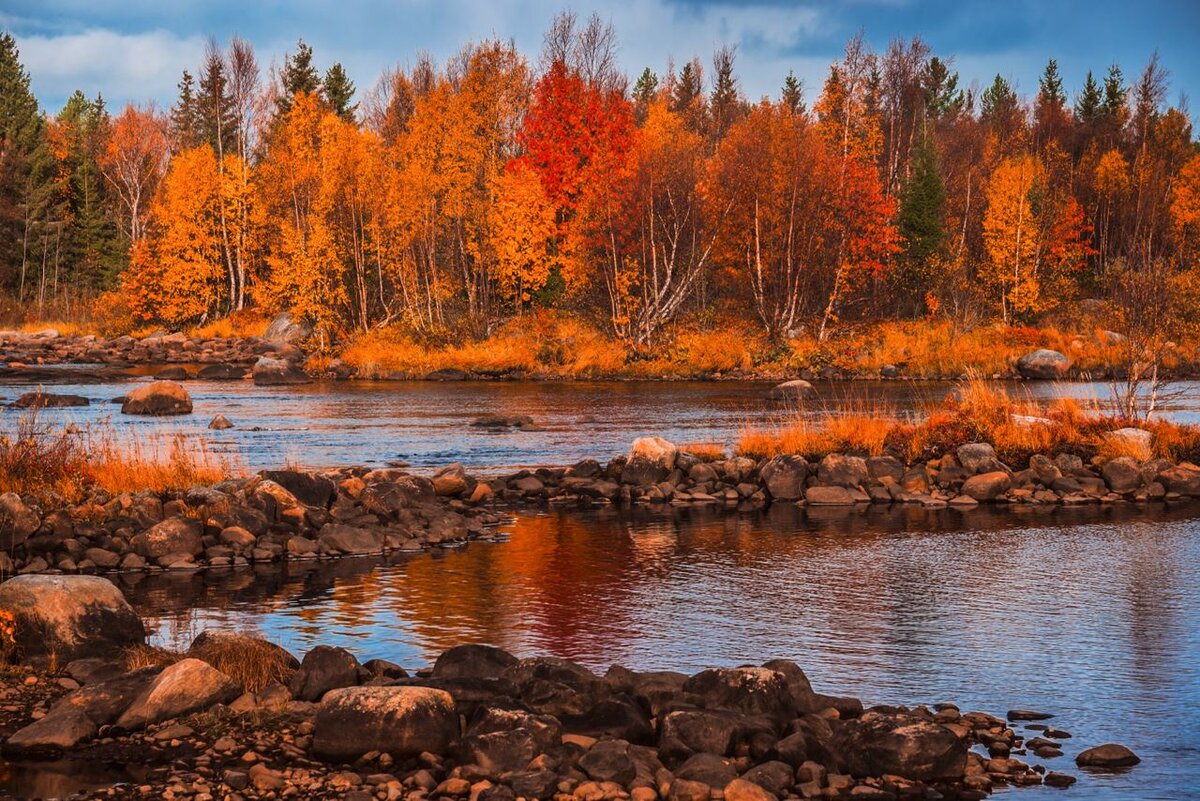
[2,14,1199,361]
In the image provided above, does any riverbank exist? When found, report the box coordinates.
[4,430,1200,578]
[0,572,1141,800]
[3,316,1196,383]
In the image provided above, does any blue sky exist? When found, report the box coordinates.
[4,0,1198,118]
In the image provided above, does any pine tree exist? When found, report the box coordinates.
[672,59,702,114]
[277,39,321,115]
[1037,59,1065,108]
[0,32,58,293]
[1075,70,1102,124]
[781,71,804,114]
[897,132,945,307]
[633,68,658,123]
[922,57,962,120]
[170,70,202,149]
[1102,64,1127,116]
[198,42,237,158]
[322,63,357,121]
[709,45,739,140]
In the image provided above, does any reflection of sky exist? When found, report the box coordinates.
[123,504,1200,801]
[2,374,1198,472]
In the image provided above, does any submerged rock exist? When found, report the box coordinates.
[11,392,89,408]
[121,380,193,415]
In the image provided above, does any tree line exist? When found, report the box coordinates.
[1,14,1198,346]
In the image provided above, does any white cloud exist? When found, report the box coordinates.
[17,28,205,110]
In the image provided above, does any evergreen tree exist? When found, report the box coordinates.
[0,32,58,294]
[322,63,357,121]
[1102,64,1127,116]
[781,71,805,114]
[980,74,1017,121]
[897,133,945,278]
[198,42,237,157]
[1037,59,1065,108]
[277,39,321,115]
[672,59,702,114]
[1074,70,1102,124]
[709,45,739,140]
[632,68,658,123]
[170,70,202,149]
[922,57,963,120]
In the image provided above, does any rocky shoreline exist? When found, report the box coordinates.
[0,327,1184,383]
[3,436,1200,579]
[0,573,1140,800]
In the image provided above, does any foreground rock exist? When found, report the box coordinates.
[1076,743,1141,769]
[121,380,193,415]
[312,686,458,761]
[0,575,145,663]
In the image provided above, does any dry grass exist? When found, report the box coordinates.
[680,441,728,461]
[189,633,296,692]
[123,644,182,671]
[188,310,270,340]
[0,414,235,504]
[737,377,1200,467]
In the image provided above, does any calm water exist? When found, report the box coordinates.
[1,369,1197,471]
[110,503,1200,801]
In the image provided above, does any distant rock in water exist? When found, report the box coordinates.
[209,414,234,430]
[11,391,89,409]
[121,381,193,416]
[425,368,470,381]
[252,356,312,386]
[263,312,311,346]
[471,414,536,429]
[1075,743,1140,769]
[155,365,193,381]
[197,363,246,380]
[1016,349,1071,379]
[769,379,815,401]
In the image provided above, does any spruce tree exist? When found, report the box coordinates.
[170,70,202,149]
[922,57,963,120]
[1075,70,1102,124]
[198,45,238,158]
[709,46,739,140]
[322,63,357,121]
[1102,64,1128,115]
[632,68,658,123]
[277,39,321,116]
[898,133,945,271]
[781,71,804,114]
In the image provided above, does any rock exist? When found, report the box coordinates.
[155,366,192,381]
[676,752,738,788]
[116,658,242,730]
[121,381,193,415]
[956,443,999,474]
[1159,464,1200,496]
[1016,349,1071,379]
[805,486,869,505]
[682,667,793,719]
[6,703,97,751]
[1102,456,1143,493]
[471,414,536,429]
[11,392,90,408]
[816,454,869,488]
[0,492,40,550]
[865,456,904,483]
[317,523,382,555]
[209,414,234,430]
[740,762,794,797]
[579,739,638,784]
[623,437,678,485]
[459,707,562,774]
[1006,709,1054,721]
[769,380,815,401]
[263,312,312,345]
[658,708,744,761]
[960,471,1011,501]
[432,463,470,497]
[312,686,458,762]
[839,713,966,782]
[761,659,819,714]
[290,645,361,701]
[1075,743,1140,769]
[0,575,145,664]
[724,778,778,801]
[760,455,809,501]
[1045,771,1077,787]
[197,363,246,380]
[260,469,337,508]
[130,517,203,559]
[432,644,519,680]
[252,356,312,386]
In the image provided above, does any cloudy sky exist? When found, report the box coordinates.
[5,0,1199,117]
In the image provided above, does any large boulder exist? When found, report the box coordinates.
[839,713,967,781]
[1075,743,1140,769]
[0,492,40,550]
[1102,457,1143,493]
[432,644,519,680]
[130,517,203,559]
[760,455,809,501]
[263,312,312,346]
[197,363,246,381]
[459,706,562,774]
[316,523,382,555]
[769,380,815,402]
[115,658,241,730]
[259,470,337,508]
[312,686,458,762]
[622,437,678,485]
[956,443,1000,474]
[11,392,89,409]
[1104,428,1152,460]
[1016,349,1071,379]
[0,575,145,664]
[1159,464,1200,496]
[121,381,192,415]
[6,667,160,751]
[960,471,1011,501]
[579,738,639,784]
[658,708,745,761]
[816,454,869,488]
[252,356,312,386]
[682,667,793,720]
[289,645,361,701]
